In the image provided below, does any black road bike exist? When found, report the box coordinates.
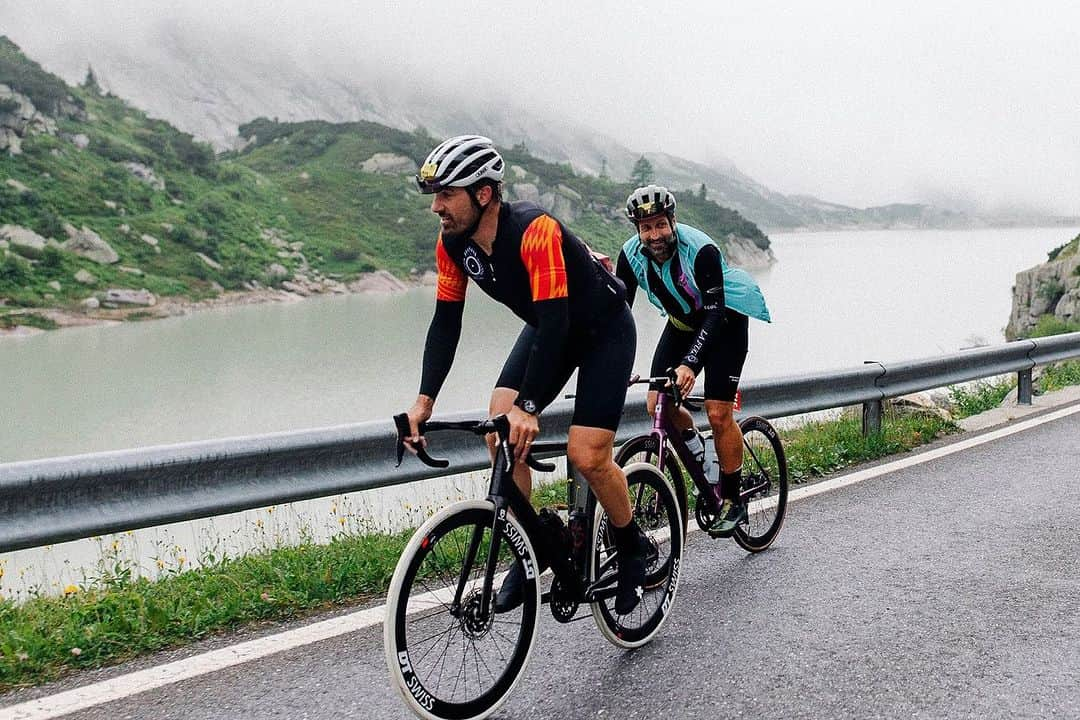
[385,413,683,720]
[615,374,788,551]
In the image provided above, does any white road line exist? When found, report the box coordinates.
[4,402,1078,720]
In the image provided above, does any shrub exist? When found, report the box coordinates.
[32,210,65,240]
[0,253,31,285]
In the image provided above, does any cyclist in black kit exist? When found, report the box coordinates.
[616,185,771,536]
[402,135,650,615]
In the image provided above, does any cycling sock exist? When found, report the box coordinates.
[610,517,641,549]
[720,470,742,501]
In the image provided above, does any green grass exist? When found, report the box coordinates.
[948,379,1016,418]
[782,410,956,483]
[1039,361,1080,393]
[0,312,58,330]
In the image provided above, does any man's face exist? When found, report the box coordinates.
[430,187,480,238]
[638,214,675,261]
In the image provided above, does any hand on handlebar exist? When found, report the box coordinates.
[672,365,697,398]
[404,397,434,455]
[507,404,539,464]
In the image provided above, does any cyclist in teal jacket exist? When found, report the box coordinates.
[615,185,771,535]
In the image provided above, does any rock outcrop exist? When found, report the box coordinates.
[0,225,48,258]
[61,224,119,264]
[1007,236,1080,338]
[360,153,416,175]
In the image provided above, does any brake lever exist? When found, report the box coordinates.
[393,413,451,468]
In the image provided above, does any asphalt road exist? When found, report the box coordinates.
[6,408,1080,719]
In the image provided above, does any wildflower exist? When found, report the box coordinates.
[16,651,29,662]
[70,647,82,657]
[177,556,186,566]
[338,517,346,525]
[260,592,274,602]
[156,559,165,570]
[63,584,79,596]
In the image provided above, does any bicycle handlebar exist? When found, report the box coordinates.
[393,413,557,472]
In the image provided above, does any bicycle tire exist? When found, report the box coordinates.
[614,434,690,539]
[384,500,540,720]
[590,462,683,649]
[732,416,788,552]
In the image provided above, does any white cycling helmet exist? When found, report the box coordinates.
[416,135,505,194]
[625,184,677,223]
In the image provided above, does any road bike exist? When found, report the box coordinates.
[385,413,683,720]
[615,373,788,551]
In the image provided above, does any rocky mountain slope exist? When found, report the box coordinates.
[0,37,771,322]
[1007,234,1080,339]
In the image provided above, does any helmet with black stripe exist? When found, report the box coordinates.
[625,184,677,223]
[415,135,505,194]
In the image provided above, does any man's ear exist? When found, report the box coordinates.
[475,184,494,207]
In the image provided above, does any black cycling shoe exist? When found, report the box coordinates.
[709,499,747,538]
[613,523,655,615]
[493,561,527,613]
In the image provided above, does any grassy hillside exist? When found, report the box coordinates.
[1,37,768,315]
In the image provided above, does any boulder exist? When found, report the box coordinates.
[281,280,311,297]
[4,178,29,194]
[266,263,289,279]
[62,224,119,264]
[360,153,417,175]
[124,162,165,191]
[81,296,100,310]
[103,288,156,306]
[140,233,159,247]
[71,133,90,149]
[509,183,541,205]
[347,270,410,294]
[0,225,47,258]
[509,165,528,179]
[195,252,222,270]
[74,269,97,285]
[119,266,143,276]
[47,280,62,291]
[0,128,21,155]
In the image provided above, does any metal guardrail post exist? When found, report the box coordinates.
[862,399,882,435]
[1017,369,1033,405]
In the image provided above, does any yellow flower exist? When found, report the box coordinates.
[63,584,79,596]
[177,556,186,566]
[156,559,165,570]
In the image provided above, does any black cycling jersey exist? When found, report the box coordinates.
[615,243,727,374]
[420,201,627,413]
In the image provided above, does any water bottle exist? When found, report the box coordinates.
[702,431,721,485]
[682,428,706,468]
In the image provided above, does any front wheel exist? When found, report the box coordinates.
[732,416,789,552]
[614,434,689,539]
[384,500,540,720]
[591,462,683,648]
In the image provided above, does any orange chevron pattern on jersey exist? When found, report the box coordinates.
[435,235,467,301]
[520,216,569,301]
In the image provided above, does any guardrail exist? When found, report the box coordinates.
[2,332,1078,553]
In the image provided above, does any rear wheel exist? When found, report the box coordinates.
[590,462,683,648]
[384,501,540,720]
[732,416,788,552]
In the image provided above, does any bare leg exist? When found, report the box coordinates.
[488,387,532,498]
[567,425,632,527]
[705,399,742,473]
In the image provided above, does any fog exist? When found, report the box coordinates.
[4,1,1079,214]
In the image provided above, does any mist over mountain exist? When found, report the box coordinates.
[4,14,1072,231]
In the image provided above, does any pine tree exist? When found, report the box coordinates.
[630,155,654,186]
[82,64,101,95]
[698,183,707,200]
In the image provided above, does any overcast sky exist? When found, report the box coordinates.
[4,1,1079,213]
